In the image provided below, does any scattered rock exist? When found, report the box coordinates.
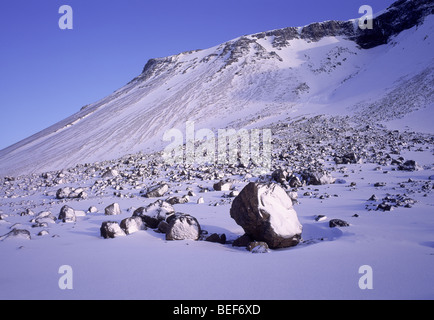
[102,168,119,178]
[329,219,349,228]
[315,215,327,222]
[58,205,76,223]
[374,182,386,187]
[143,183,169,198]
[34,211,52,220]
[205,233,226,244]
[301,171,335,185]
[37,230,49,236]
[56,187,87,200]
[166,195,189,205]
[288,176,302,188]
[230,182,303,249]
[398,160,421,171]
[88,206,98,214]
[213,179,232,191]
[248,241,269,253]
[334,152,360,164]
[376,203,394,211]
[56,187,73,199]
[20,209,35,216]
[105,203,121,216]
[368,194,378,201]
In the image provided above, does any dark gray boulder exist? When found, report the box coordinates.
[205,233,226,244]
[232,234,253,247]
[271,169,287,184]
[329,219,350,228]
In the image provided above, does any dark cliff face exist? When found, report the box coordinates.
[355,0,434,49]
[257,0,433,49]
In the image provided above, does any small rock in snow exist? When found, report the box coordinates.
[329,219,350,228]
[100,221,126,239]
[58,205,76,223]
[105,203,121,216]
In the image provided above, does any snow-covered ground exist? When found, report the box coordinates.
[0,2,433,300]
[0,117,432,299]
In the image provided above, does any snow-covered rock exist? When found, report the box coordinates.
[58,205,76,223]
[102,168,119,178]
[143,183,169,198]
[87,206,98,214]
[100,221,126,239]
[104,203,121,216]
[301,171,336,186]
[166,195,189,205]
[166,214,201,241]
[120,216,146,235]
[133,200,175,228]
[398,160,422,171]
[56,187,87,200]
[0,228,31,241]
[230,182,303,249]
[213,180,232,191]
[247,241,269,253]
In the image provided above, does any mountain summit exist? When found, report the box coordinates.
[0,0,433,176]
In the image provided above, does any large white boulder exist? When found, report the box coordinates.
[230,182,303,249]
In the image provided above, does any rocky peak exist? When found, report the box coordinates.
[355,0,434,48]
[135,0,432,80]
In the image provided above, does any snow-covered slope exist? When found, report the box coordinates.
[0,0,433,177]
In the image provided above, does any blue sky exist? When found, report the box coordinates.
[0,0,395,150]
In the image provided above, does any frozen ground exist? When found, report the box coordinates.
[0,114,432,300]
[0,1,433,300]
